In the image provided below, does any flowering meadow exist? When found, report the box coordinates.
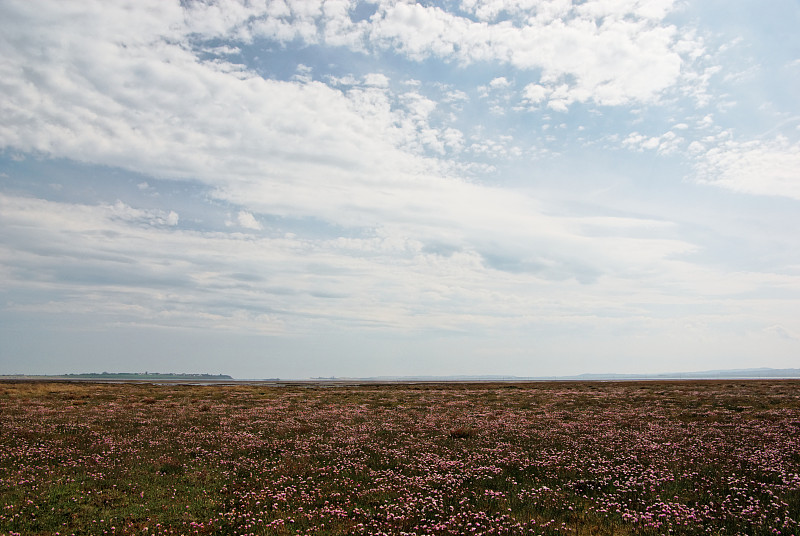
[1,380,799,536]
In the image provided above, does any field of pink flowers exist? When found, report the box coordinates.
[1,380,799,536]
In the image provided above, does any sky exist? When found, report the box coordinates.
[1,0,799,379]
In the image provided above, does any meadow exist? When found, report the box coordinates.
[1,380,798,536]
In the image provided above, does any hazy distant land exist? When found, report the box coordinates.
[2,367,799,382]
[0,372,233,381]
[345,367,800,382]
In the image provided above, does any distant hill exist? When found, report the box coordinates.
[3,368,798,383]
[61,372,233,380]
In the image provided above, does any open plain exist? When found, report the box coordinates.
[1,380,798,535]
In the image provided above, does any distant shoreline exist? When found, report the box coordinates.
[0,372,238,384]
[0,369,800,387]
[1,367,798,385]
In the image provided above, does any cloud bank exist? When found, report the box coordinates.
[1,0,799,376]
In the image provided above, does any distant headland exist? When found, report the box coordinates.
[61,372,233,380]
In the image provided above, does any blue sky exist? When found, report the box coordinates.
[1,0,799,378]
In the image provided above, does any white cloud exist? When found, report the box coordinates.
[443,89,469,104]
[1,0,720,328]
[368,1,695,108]
[327,74,361,86]
[694,136,800,200]
[697,114,715,129]
[145,0,703,110]
[764,324,797,341]
[1,0,798,375]
[622,129,684,154]
[237,210,262,230]
[687,140,705,154]
[623,132,662,151]
[363,73,389,87]
[5,192,792,338]
[489,77,511,89]
[106,201,179,227]
[441,128,465,153]
[522,83,549,106]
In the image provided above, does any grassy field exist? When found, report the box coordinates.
[1,380,798,536]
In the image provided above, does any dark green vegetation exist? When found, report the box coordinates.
[1,381,798,535]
